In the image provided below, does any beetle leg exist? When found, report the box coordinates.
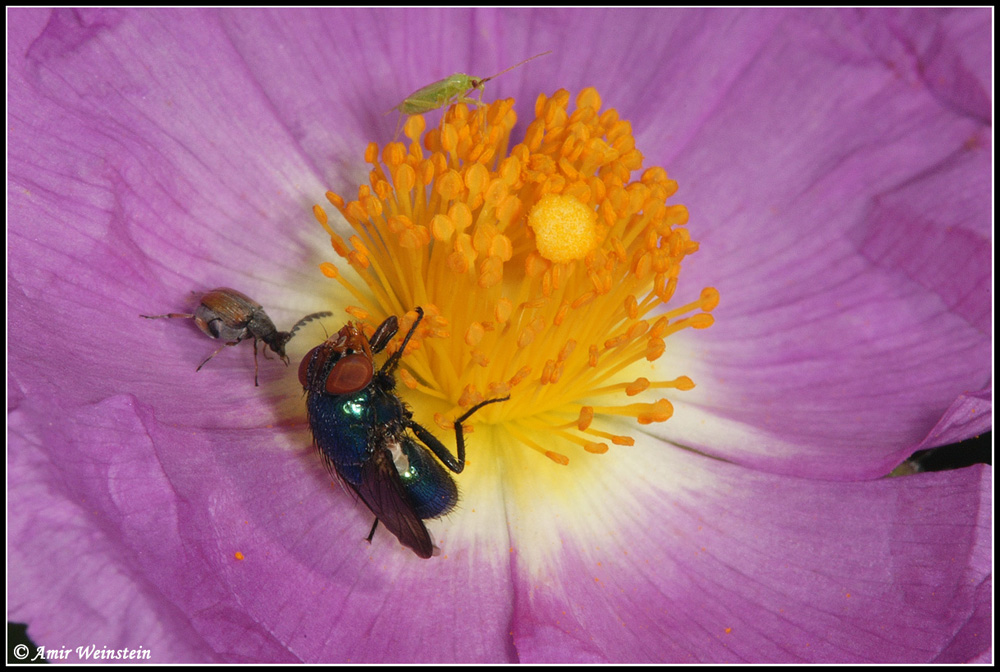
[140,312,195,320]
[195,341,239,373]
[251,338,260,387]
[366,518,380,544]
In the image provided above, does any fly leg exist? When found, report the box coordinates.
[406,396,509,473]
[378,307,424,374]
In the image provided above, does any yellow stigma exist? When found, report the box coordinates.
[528,194,598,263]
[313,87,717,466]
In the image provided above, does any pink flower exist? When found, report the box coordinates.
[9,8,990,663]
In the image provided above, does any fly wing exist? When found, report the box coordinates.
[353,444,435,559]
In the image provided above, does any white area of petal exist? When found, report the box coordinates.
[487,418,711,583]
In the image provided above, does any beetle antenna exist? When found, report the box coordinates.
[480,50,552,85]
[287,311,333,340]
[276,310,333,354]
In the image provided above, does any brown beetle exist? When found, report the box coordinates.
[143,287,330,386]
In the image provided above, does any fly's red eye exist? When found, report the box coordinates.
[298,346,322,387]
[325,352,374,395]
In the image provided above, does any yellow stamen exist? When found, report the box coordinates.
[312,87,717,465]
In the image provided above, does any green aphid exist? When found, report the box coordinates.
[387,51,552,137]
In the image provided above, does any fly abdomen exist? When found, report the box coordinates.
[396,436,459,519]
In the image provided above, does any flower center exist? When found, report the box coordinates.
[528,194,598,263]
[312,88,717,466]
